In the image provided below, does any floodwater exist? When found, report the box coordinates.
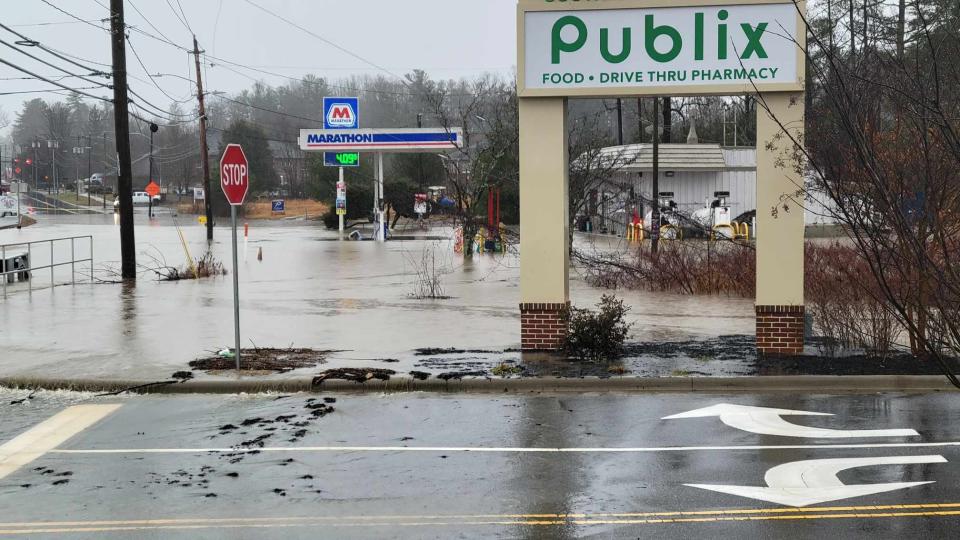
[0,210,755,381]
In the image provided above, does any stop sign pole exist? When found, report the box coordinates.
[220,144,250,372]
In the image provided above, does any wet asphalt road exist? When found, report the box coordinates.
[1,389,959,539]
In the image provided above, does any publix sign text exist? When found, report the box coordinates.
[522,3,800,93]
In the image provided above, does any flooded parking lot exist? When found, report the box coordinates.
[0,213,755,382]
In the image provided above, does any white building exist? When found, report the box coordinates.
[585,141,838,233]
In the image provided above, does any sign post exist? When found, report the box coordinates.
[336,174,346,232]
[219,143,250,372]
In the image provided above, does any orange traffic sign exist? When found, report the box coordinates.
[145,181,160,198]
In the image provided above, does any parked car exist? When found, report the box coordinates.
[114,191,161,210]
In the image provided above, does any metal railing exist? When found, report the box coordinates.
[1,236,94,297]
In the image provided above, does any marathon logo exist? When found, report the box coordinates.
[326,104,357,128]
[307,133,374,144]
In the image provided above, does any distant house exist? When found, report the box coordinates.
[207,130,306,197]
[586,141,838,233]
[269,140,307,198]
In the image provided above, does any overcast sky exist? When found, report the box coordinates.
[1,0,518,136]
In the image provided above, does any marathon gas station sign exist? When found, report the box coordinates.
[519,1,803,96]
[299,128,464,153]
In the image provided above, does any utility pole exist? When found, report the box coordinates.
[74,136,82,202]
[194,35,214,241]
[616,98,624,146]
[651,97,660,254]
[32,140,39,193]
[637,97,644,219]
[148,122,157,219]
[86,135,92,206]
[102,133,107,210]
[110,0,136,280]
[49,139,59,212]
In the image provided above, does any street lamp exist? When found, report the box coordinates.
[47,139,59,200]
[72,143,92,205]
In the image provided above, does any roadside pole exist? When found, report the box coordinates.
[338,167,345,234]
[230,204,241,371]
[377,152,385,242]
[16,180,22,229]
[219,144,250,372]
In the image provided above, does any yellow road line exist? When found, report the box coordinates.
[1,510,959,535]
[3,503,960,533]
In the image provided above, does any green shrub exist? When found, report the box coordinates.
[562,295,633,361]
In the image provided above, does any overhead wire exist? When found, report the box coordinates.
[0,21,110,76]
[241,0,406,83]
[165,0,193,35]
[212,94,323,124]
[0,57,112,103]
[0,86,105,96]
[38,0,109,32]
[127,35,195,105]
[0,37,112,89]
[10,20,104,28]
[125,0,178,46]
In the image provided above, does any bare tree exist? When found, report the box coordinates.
[424,75,519,258]
[760,0,960,386]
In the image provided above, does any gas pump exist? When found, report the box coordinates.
[646,192,681,240]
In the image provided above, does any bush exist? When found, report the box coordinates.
[805,242,899,358]
[562,295,634,361]
[579,242,756,297]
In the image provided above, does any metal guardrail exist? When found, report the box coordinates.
[1,235,94,297]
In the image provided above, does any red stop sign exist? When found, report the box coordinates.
[219,144,249,205]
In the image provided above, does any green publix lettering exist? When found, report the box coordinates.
[552,10,769,64]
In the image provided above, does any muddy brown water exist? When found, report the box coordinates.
[0,214,756,382]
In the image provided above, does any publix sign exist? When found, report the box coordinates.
[520,2,802,95]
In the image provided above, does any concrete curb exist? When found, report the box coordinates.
[1,375,956,395]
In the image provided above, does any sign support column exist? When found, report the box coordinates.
[338,167,345,234]
[230,204,241,370]
[518,97,570,351]
[220,144,250,372]
[755,92,806,354]
[377,152,385,242]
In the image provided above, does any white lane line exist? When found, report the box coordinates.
[0,404,122,481]
[48,440,960,455]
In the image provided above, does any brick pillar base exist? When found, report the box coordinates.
[756,305,805,355]
[520,302,569,352]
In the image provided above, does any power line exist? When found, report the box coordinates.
[0,37,112,90]
[0,86,104,96]
[165,0,193,35]
[126,0,178,46]
[207,125,296,145]
[212,94,323,124]
[242,0,406,83]
[0,57,113,103]
[9,19,104,28]
[39,0,109,31]
[0,22,111,76]
[175,0,194,35]
[127,35,195,106]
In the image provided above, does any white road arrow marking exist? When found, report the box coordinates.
[687,455,947,507]
[662,403,919,438]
